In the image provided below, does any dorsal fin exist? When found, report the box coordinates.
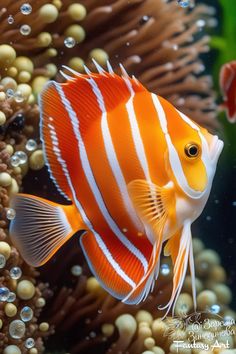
[53,62,146,133]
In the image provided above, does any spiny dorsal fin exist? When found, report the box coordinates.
[40,61,146,136]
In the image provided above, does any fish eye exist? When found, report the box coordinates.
[184,143,200,159]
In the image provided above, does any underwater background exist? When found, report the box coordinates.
[0,0,235,353]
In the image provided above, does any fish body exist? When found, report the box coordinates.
[10,63,223,314]
[219,60,236,122]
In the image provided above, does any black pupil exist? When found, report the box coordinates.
[189,145,198,156]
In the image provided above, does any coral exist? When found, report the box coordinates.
[43,237,236,354]
[0,100,49,353]
[0,0,218,131]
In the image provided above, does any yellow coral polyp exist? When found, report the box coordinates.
[65,25,86,43]
[38,4,59,24]
[68,3,87,21]
[0,45,16,67]
[37,32,52,47]
[13,57,34,74]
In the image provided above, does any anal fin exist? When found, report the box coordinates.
[80,229,149,301]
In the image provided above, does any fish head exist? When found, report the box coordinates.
[161,101,224,200]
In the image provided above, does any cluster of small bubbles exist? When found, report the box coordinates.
[210,304,221,314]
[6,208,16,220]
[25,337,35,349]
[20,24,31,36]
[10,266,22,280]
[9,319,26,338]
[20,306,33,322]
[0,254,6,268]
[64,36,76,48]
[10,154,20,167]
[26,139,37,151]
[160,263,170,276]
[14,91,24,103]
[177,0,190,8]
[71,264,82,276]
[0,286,10,301]
[6,88,15,98]
[7,292,16,303]
[20,3,32,15]
[15,150,28,164]
[7,15,14,24]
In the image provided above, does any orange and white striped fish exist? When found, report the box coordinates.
[9,61,223,315]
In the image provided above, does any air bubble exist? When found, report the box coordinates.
[7,292,16,303]
[9,320,26,339]
[8,15,14,24]
[26,139,37,151]
[20,306,33,322]
[25,337,35,349]
[0,254,6,268]
[20,24,31,36]
[0,287,10,301]
[10,154,20,167]
[160,264,170,276]
[15,151,28,164]
[210,304,221,314]
[20,3,32,15]
[64,37,76,48]
[177,0,190,8]
[10,266,22,280]
[6,89,15,98]
[6,208,16,220]
[71,265,82,276]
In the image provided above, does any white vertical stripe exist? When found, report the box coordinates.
[54,82,148,273]
[151,94,204,199]
[47,120,136,288]
[86,77,142,230]
[123,77,151,181]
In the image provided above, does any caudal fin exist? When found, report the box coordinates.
[9,194,81,267]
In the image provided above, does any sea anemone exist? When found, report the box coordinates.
[0,0,218,130]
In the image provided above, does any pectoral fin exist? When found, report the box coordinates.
[127,179,175,237]
[121,180,175,304]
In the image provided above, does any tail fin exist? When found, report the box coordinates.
[9,194,82,267]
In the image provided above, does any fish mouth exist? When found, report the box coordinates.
[209,135,224,161]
